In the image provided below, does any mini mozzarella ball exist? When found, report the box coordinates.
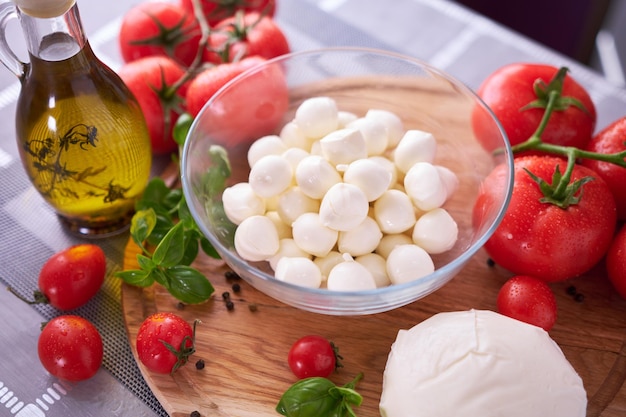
[276,187,320,225]
[343,158,392,202]
[346,117,388,156]
[368,156,398,188]
[265,210,292,239]
[291,212,338,257]
[269,238,313,270]
[356,253,391,287]
[280,121,313,150]
[327,254,377,291]
[413,208,459,254]
[404,162,448,211]
[319,128,368,166]
[222,182,266,225]
[248,154,293,198]
[294,96,339,138]
[376,233,414,259]
[281,147,309,172]
[234,215,280,262]
[436,165,460,200]
[393,130,437,174]
[386,244,435,285]
[365,109,404,148]
[295,155,342,199]
[373,189,417,234]
[274,257,322,289]
[338,110,358,127]
[338,216,383,257]
[313,251,344,282]
[319,183,369,231]
[247,135,288,167]
[309,140,323,156]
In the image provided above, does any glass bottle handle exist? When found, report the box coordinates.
[0,2,26,79]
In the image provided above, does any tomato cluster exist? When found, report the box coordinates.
[116,0,290,154]
[472,63,626,330]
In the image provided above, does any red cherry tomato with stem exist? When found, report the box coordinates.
[119,2,201,67]
[136,312,197,374]
[287,335,342,379]
[9,244,106,310]
[496,275,558,331]
[473,155,616,282]
[38,315,103,381]
[473,63,596,151]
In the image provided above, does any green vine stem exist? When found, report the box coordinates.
[507,68,626,204]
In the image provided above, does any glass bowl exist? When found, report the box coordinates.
[181,47,513,315]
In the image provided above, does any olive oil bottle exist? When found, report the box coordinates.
[0,0,152,236]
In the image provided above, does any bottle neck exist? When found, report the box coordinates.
[17,2,85,61]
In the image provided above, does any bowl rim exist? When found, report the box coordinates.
[181,46,514,301]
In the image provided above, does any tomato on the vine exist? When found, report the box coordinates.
[136,312,196,374]
[119,2,201,67]
[118,56,189,155]
[186,55,289,146]
[287,335,341,379]
[38,315,103,381]
[36,244,106,310]
[179,0,276,26]
[202,12,289,64]
[473,155,616,282]
[472,63,596,151]
[607,223,626,300]
[582,117,626,220]
[496,275,558,331]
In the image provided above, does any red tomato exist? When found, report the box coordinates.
[179,0,276,26]
[118,56,189,155]
[37,244,106,310]
[186,55,289,145]
[287,335,340,379]
[496,275,558,331]
[473,155,616,282]
[38,315,103,381]
[203,12,289,64]
[473,63,596,150]
[606,223,626,299]
[581,117,626,220]
[136,312,195,374]
[119,2,201,67]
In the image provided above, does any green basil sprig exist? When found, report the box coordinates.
[276,373,364,417]
[116,178,219,304]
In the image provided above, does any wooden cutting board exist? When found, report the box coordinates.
[121,236,626,417]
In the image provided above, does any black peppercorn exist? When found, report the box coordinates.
[226,300,235,311]
[190,411,201,417]
[195,359,205,370]
[232,283,241,293]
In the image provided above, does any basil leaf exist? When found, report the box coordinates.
[276,378,339,417]
[136,254,156,271]
[115,269,154,287]
[180,231,199,266]
[130,208,157,248]
[164,265,215,304]
[137,178,171,211]
[152,222,186,267]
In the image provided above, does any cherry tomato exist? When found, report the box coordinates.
[179,0,276,26]
[472,63,596,150]
[496,275,558,331]
[185,55,289,146]
[203,12,289,64]
[606,223,626,300]
[37,244,106,310]
[38,315,103,381]
[118,56,189,155]
[473,155,616,282]
[581,117,626,221]
[287,335,340,379]
[119,2,201,67]
[136,312,195,374]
